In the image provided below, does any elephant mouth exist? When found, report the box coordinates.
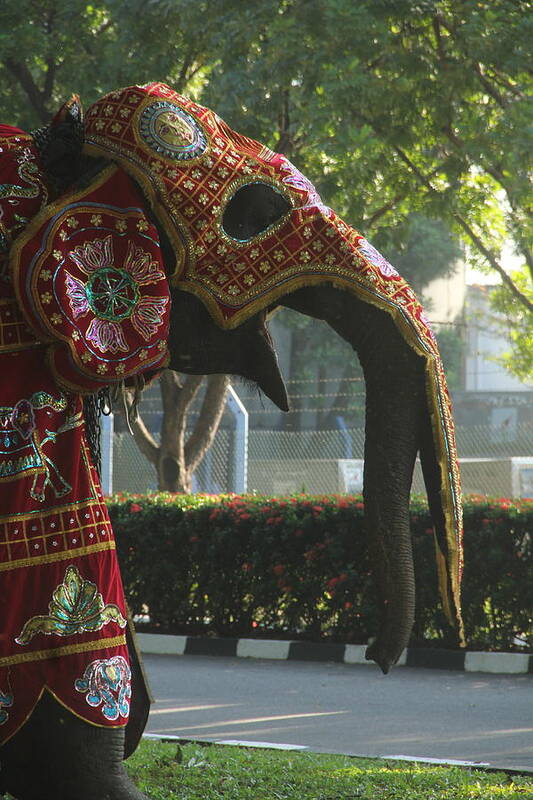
[167,288,289,411]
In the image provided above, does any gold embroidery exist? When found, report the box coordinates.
[0,635,126,668]
[0,540,115,574]
[16,565,127,645]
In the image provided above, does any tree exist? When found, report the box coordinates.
[128,372,229,493]
[3,0,530,484]
[202,0,532,357]
[490,271,533,383]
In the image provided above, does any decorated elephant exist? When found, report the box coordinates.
[0,83,464,799]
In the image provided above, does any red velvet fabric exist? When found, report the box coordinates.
[0,129,131,744]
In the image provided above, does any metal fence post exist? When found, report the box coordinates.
[100,412,114,496]
[226,386,248,494]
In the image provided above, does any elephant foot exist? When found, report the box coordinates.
[0,693,150,800]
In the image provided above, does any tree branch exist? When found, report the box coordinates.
[175,46,197,93]
[453,213,533,312]
[43,56,56,106]
[129,413,159,466]
[363,192,407,229]
[160,371,202,461]
[486,66,525,99]
[472,61,508,109]
[185,374,229,472]
[2,58,50,123]
[358,111,533,312]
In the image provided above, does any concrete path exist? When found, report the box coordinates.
[143,653,533,771]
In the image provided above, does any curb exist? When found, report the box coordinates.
[137,633,533,675]
[142,733,533,776]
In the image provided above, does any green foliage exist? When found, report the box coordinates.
[2,0,530,378]
[434,325,464,391]
[384,214,462,296]
[490,270,533,383]
[108,492,533,652]
[125,740,533,800]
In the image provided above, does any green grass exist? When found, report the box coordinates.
[126,740,533,799]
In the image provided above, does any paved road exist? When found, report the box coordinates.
[143,654,533,771]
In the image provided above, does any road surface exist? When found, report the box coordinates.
[143,653,533,771]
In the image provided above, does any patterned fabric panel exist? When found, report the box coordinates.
[0,344,130,743]
[10,166,170,394]
[0,128,49,288]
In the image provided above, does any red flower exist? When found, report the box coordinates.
[272,564,285,576]
[294,528,304,537]
[355,502,364,510]
[189,536,199,543]
[241,562,253,572]
[424,527,433,535]
[130,503,142,513]
[209,509,219,521]
[238,513,251,521]
[344,602,353,610]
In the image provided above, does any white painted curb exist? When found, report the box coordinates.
[137,632,187,655]
[138,633,531,674]
[465,651,531,674]
[236,638,291,660]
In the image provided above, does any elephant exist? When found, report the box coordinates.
[0,82,464,799]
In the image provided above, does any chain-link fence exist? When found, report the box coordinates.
[112,421,533,499]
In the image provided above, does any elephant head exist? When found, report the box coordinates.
[10,83,464,674]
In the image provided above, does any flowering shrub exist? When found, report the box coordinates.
[107,493,533,651]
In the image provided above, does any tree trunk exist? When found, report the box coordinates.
[128,371,229,493]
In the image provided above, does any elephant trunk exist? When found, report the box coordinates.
[359,326,422,673]
[282,285,428,674]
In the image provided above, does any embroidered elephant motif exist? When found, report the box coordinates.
[0,390,74,502]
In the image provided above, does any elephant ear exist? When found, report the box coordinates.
[9,165,170,394]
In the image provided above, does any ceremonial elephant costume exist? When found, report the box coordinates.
[0,83,464,799]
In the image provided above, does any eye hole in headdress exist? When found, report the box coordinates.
[222,182,291,242]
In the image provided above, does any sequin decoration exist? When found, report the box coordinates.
[10,166,171,394]
[0,689,13,725]
[357,238,399,278]
[66,234,168,354]
[75,655,131,721]
[139,101,207,161]
[0,390,71,501]
[15,565,127,645]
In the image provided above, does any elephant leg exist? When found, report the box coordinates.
[0,692,148,800]
[124,621,152,760]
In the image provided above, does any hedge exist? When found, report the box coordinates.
[108,493,533,652]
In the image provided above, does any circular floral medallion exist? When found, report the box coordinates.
[139,101,207,161]
[85,268,139,321]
